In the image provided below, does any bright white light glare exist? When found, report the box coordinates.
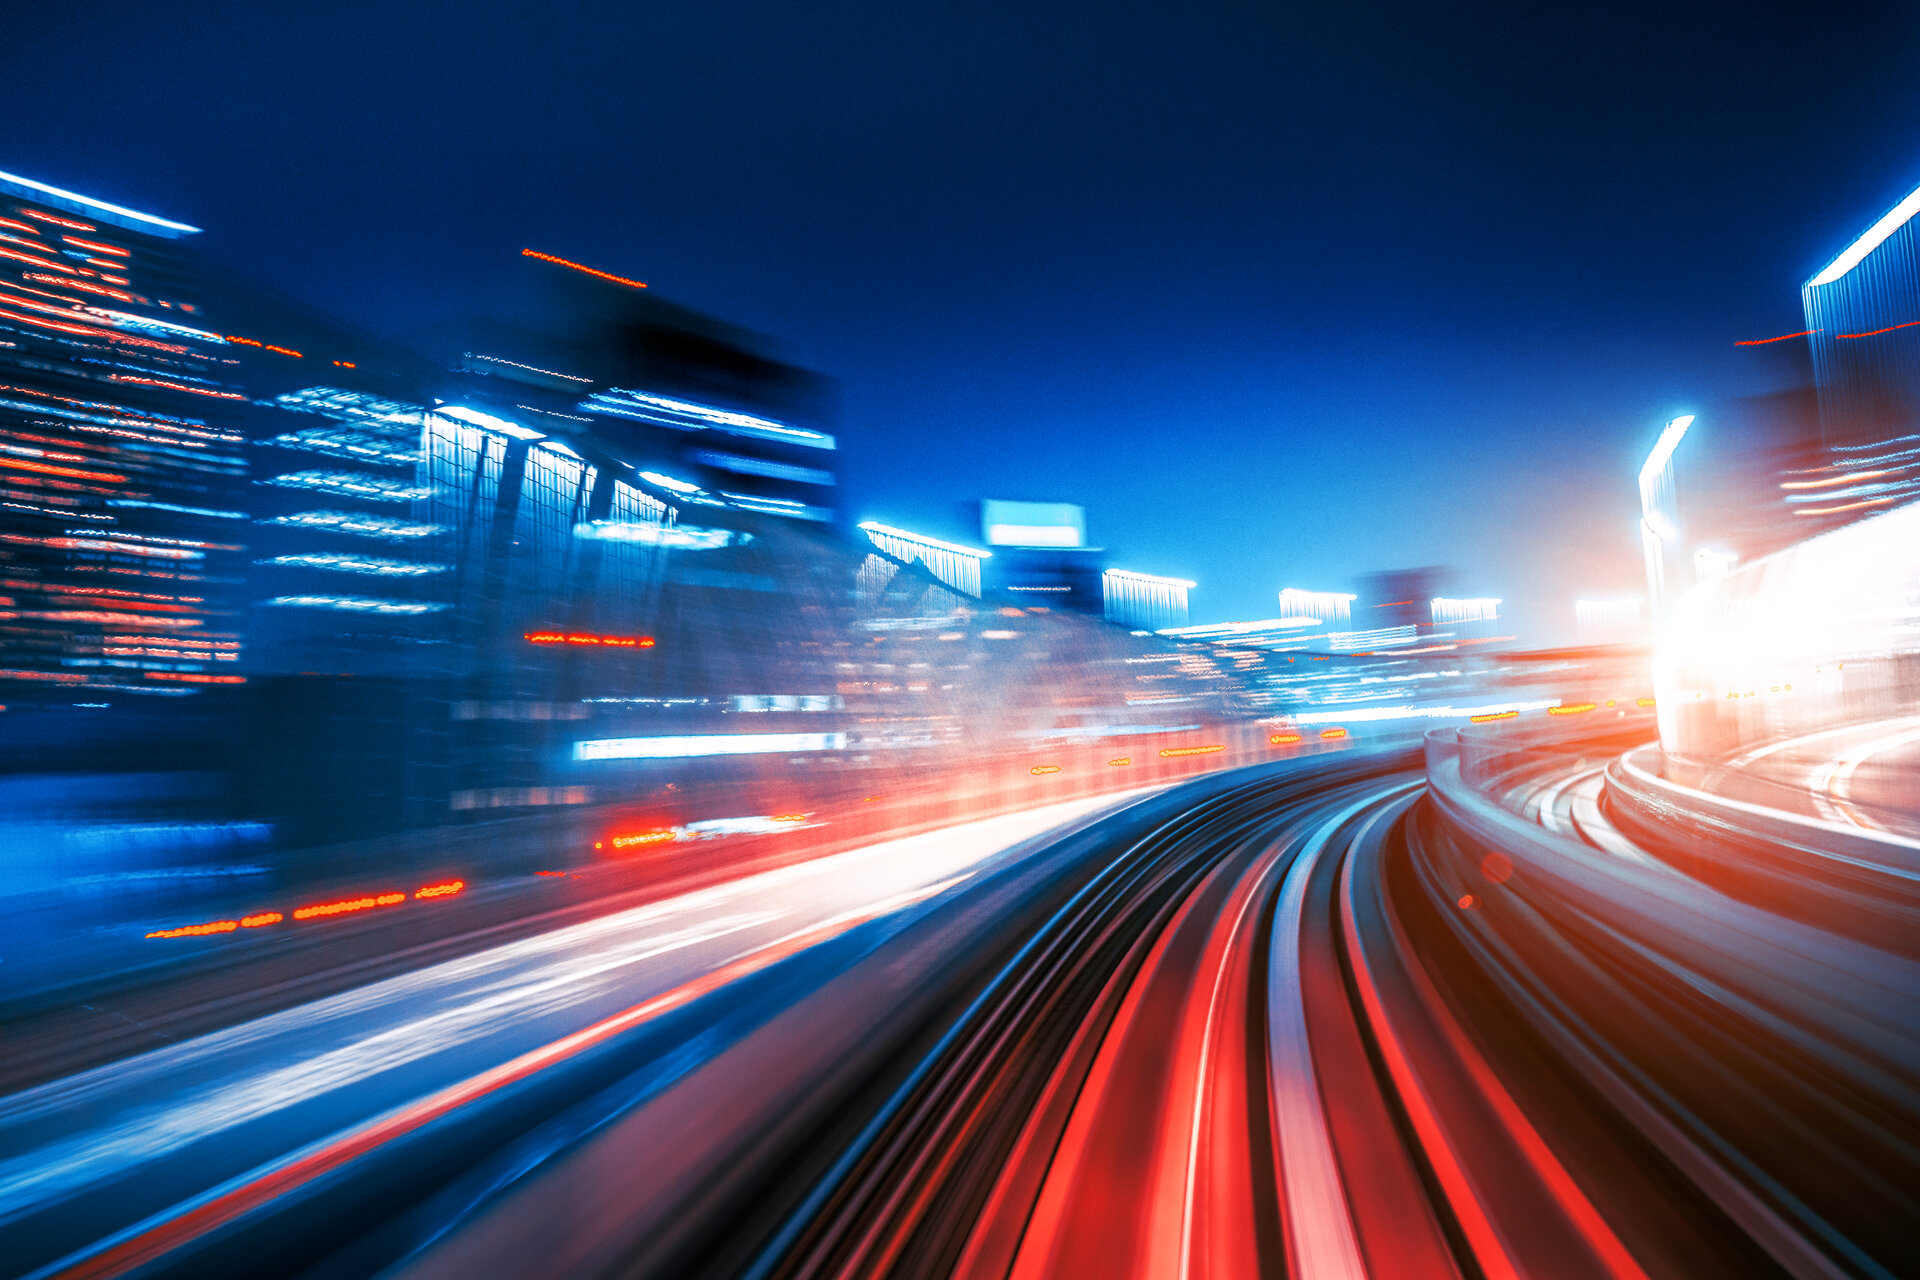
[989,524,1082,547]
[0,168,202,236]
[1638,415,1694,495]
[575,732,848,761]
[573,520,733,549]
[436,405,544,440]
[1694,548,1738,582]
[536,440,584,460]
[1431,597,1501,624]
[1807,182,1920,287]
[858,521,991,559]
[638,470,700,494]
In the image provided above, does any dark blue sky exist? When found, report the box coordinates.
[7,2,1919,638]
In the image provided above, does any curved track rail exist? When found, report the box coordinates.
[8,744,1915,1280]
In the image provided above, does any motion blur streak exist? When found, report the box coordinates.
[0,793,1138,1280]
[359,718,1915,1280]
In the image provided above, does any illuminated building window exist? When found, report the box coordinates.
[266,510,442,539]
[261,552,448,576]
[264,594,448,614]
[261,470,434,503]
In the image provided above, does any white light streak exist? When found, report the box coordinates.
[1807,181,1920,287]
[0,168,201,236]
[574,732,849,761]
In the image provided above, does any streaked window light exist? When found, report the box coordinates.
[463,352,592,383]
[690,449,835,485]
[261,470,434,503]
[269,387,423,425]
[266,510,442,539]
[639,469,701,494]
[721,493,833,521]
[573,520,735,549]
[264,594,447,614]
[264,428,420,467]
[107,499,247,520]
[262,552,448,577]
[574,731,848,760]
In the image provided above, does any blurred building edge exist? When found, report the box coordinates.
[440,252,839,524]
[1103,569,1192,631]
[1797,179,1920,531]
[977,499,1108,617]
[0,172,260,842]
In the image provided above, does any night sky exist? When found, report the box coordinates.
[8,2,1920,639]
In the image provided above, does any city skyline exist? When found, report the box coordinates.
[8,2,1920,639]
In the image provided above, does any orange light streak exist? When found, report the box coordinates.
[525,630,654,647]
[1636,697,1655,707]
[1160,744,1225,757]
[107,375,246,399]
[1470,710,1519,723]
[1780,470,1887,490]
[1795,497,1895,515]
[146,672,246,684]
[0,305,109,338]
[146,919,238,939]
[1108,756,1132,766]
[0,246,76,273]
[23,273,132,302]
[1318,728,1348,740]
[1837,320,1920,339]
[240,912,283,928]
[0,456,125,483]
[522,248,647,288]
[1734,329,1817,345]
[1548,702,1596,716]
[63,236,128,257]
[414,880,465,899]
[20,208,94,230]
[610,829,675,850]
[1030,764,1062,775]
[1269,733,1302,744]
[293,892,405,920]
